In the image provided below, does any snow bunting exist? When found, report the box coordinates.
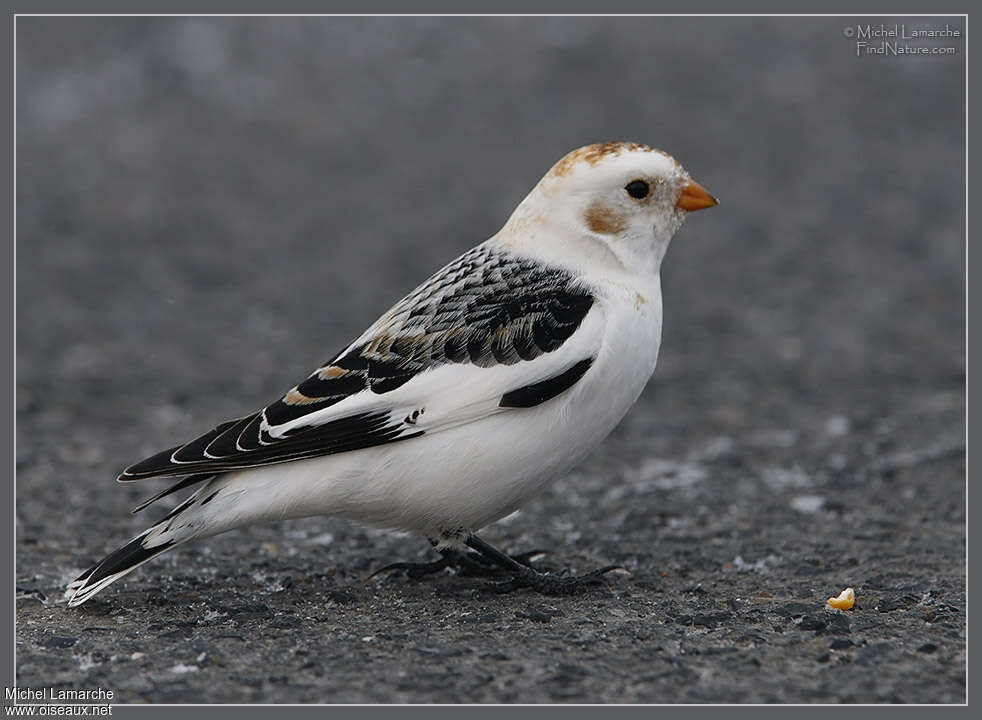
[66,141,717,606]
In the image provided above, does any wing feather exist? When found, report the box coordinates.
[118,244,598,484]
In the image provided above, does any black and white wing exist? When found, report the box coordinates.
[119,244,601,490]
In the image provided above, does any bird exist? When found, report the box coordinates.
[65,141,717,607]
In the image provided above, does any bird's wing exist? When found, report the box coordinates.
[119,244,601,482]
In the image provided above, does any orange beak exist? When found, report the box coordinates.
[676,180,719,212]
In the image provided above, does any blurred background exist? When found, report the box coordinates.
[17,17,964,427]
[16,17,965,703]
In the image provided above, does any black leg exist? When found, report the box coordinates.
[465,534,621,595]
[450,546,549,577]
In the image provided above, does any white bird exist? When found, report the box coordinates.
[66,141,717,607]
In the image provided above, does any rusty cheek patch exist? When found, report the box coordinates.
[583,202,627,235]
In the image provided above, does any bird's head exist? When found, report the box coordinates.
[499,142,717,276]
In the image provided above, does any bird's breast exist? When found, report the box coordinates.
[554,273,664,450]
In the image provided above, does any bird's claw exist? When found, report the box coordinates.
[482,564,623,595]
[365,547,551,585]
[361,557,451,586]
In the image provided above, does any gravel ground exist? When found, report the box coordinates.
[15,17,965,703]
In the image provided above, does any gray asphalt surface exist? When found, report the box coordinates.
[15,17,965,703]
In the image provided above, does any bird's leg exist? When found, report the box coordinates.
[465,534,621,595]
[448,546,550,577]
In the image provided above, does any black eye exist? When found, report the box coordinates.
[625,179,650,199]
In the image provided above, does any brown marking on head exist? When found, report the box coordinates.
[548,142,655,179]
[583,201,627,235]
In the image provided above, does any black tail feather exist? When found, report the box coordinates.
[66,533,177,607]
[86,536,176,587]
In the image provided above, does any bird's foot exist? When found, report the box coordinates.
[451,548,548,577]
[364,534,618,595]
[362,556,451,585]
[481,564,622,595]
[464,534,621,595]
[364,546,548,585]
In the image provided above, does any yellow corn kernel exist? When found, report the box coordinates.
[826,587,855,610]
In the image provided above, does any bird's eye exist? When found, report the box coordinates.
[625,179,650,199]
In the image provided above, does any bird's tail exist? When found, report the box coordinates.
[65,495,200,607]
